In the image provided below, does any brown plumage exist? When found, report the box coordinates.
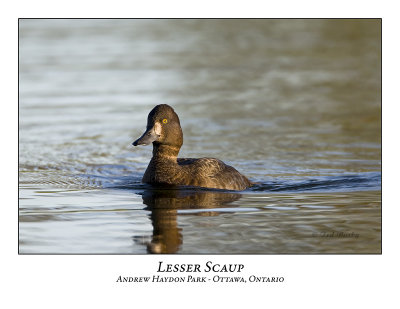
[133,104,252,191]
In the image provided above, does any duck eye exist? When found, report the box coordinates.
[162,119,168,124]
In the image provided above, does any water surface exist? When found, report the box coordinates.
[19,19,381,254]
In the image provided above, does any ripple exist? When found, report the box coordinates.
[20,161,381,194]
[250,172,381,193]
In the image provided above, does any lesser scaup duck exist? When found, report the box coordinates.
[133,104,252,191]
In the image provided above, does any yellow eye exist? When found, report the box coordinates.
[162,119,168,124]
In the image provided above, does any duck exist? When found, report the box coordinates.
[132,104,252,191]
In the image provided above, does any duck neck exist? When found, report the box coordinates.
[152,143,180,162]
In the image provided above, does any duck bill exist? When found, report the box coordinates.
[132,126,160,146]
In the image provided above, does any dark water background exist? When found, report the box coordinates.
[19,19,381,253]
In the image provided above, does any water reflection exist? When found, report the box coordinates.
[139,188,241,253]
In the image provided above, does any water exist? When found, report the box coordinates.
[19,19,381,254]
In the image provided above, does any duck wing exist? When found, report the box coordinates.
[178,157,251,190]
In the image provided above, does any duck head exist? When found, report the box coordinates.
[133,104,183,151]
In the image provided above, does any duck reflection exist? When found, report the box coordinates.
[138,187,241,254]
